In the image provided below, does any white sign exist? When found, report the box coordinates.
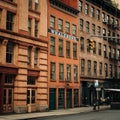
[94,80,99,87]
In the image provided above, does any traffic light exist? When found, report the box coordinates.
[89,39,94,50]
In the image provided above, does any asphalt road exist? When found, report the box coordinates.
[28,110,120,120]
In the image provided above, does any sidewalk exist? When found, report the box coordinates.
[0,105,110,120]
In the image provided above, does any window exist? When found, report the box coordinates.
[93,61,97,76]
[85,4,89,15]
[74,89,79,107]
[28,18,32,35]
[111,17,114,25]
[113,48,116,58]
[103,28,107,40]
[58,88,64,109]
[97,26,101,36]
[73,43,77,59]
[6,43,14,63]
[109,64,113,78]
[50,62,56,81]
[93,41,96,54]
[74,65,78,82]
[91,7,94,17]
[80,19,83,31]
[118,66,120,78]
[66,41,70,58]
[102,12,105,22]
[86,21,89,33]
[115,19,119,26]
[6,11,14,31]
[87,39,90,52]
[66,22,70,33]
[87,60,91,75]
[28,0,32,9]
[50,16,55,28]
[50,37,55,55]
[59,39,64,56]
[28,47,31,65]
[72,24,77,36]
[92,24,95,35]
[98,43,102,55]
[81,59,85,75]
[104,63,108,77]
[27,76,36,85]
[109,46,111,58]
[35,0,39,11]
[35,20,38,37]
[99,62,102,76]
[27,89,35,104]
[78,0,82,12]
[80,37,84,52]
[117,49,120,60]
[107,15,110,23]
[34,48,38,66]
[67,64,71,81]
[59,64,64,81]
[104,45,107,58]
[96,9,100,20]
[5,74,14,84]
[58,19,63,31]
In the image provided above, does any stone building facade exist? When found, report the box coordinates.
[0,0,48,113]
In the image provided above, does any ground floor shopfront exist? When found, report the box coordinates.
[49,87,80,110]
[80,80,105,106]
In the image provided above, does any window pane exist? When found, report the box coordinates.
[6,43,14,63]
[6,12,14,31]
[50,37,55,55]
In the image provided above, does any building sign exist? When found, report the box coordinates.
[48,28,79,41]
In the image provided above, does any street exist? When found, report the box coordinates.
[28,110,120,120]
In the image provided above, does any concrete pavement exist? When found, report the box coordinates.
[0,105,110,120]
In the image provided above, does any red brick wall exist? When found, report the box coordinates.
[60,0,78,10]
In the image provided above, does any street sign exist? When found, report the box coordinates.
[94,80,99,87]
[96,88,101,91]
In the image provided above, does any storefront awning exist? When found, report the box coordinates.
[104,88,120,92]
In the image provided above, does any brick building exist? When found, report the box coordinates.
[79,0,120,106]
[0,0,120,114]
[0,0,48,113]
[48,0,80,110]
